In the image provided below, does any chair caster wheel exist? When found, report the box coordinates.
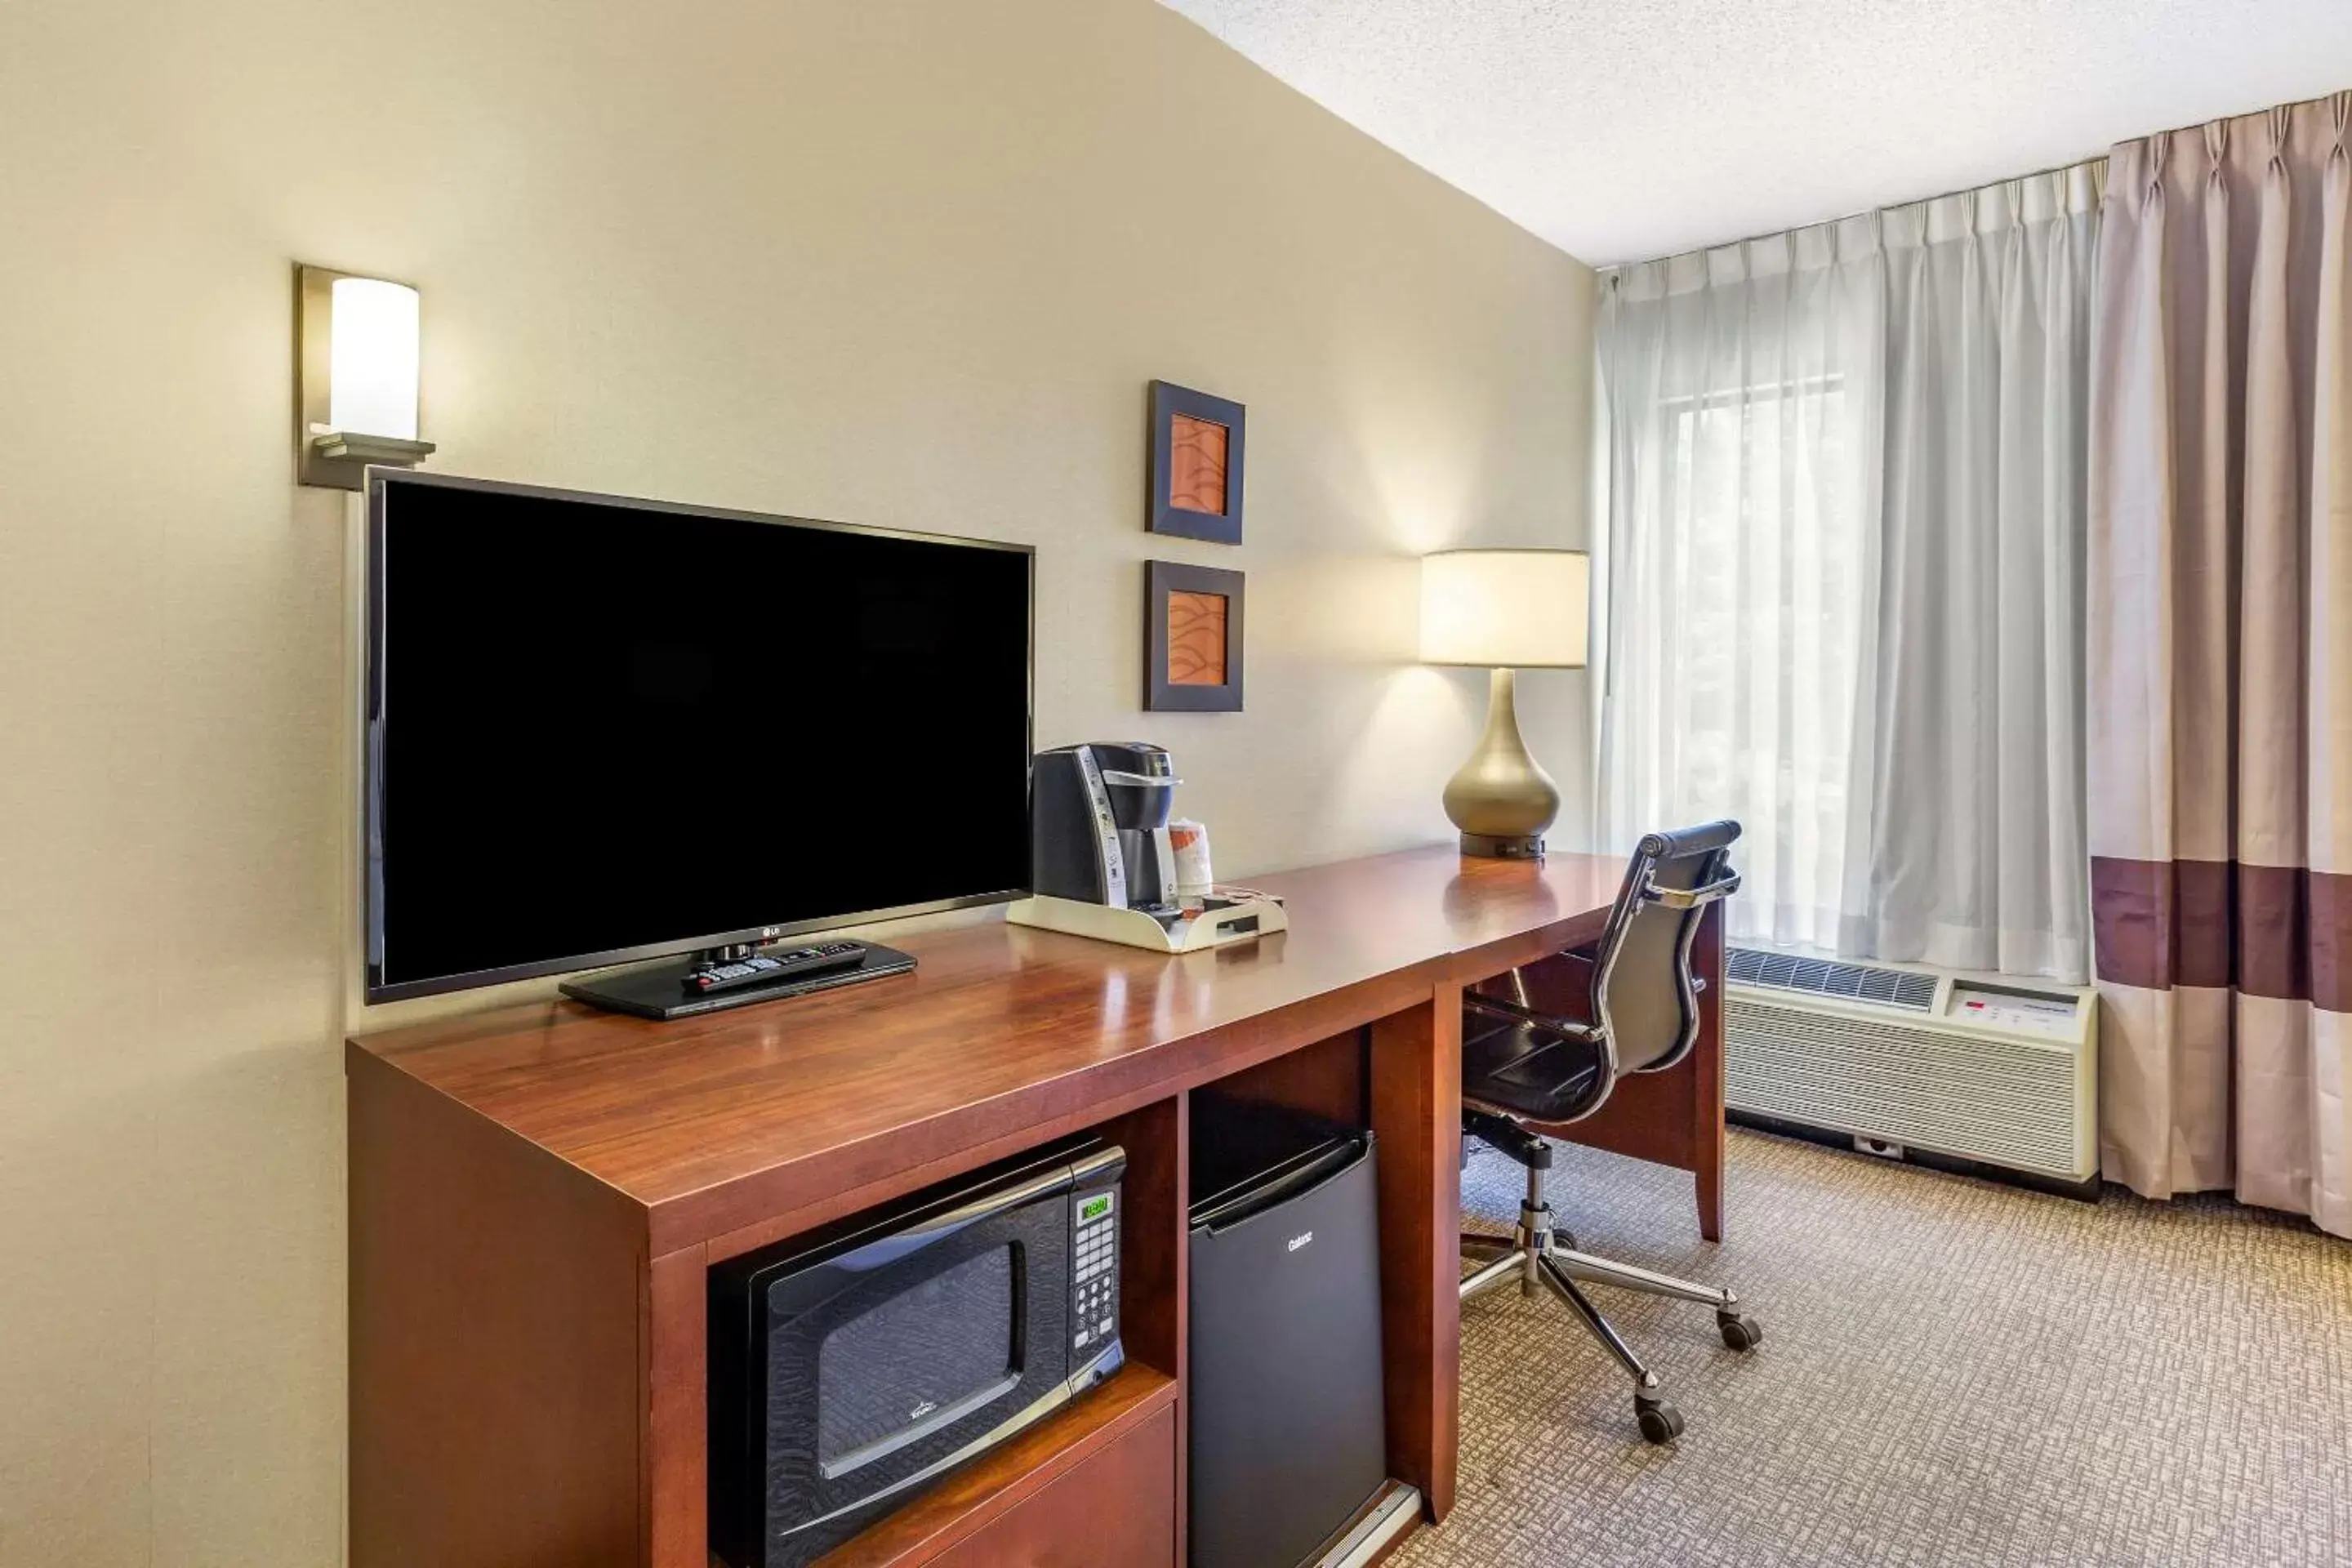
[1552,1227,1579,1252]
[1635,1399,1684,1444]
[1717,1312,1762,1351]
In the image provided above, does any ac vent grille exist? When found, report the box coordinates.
[1726,948,1938,1011]
[1724,1000,2085,1178]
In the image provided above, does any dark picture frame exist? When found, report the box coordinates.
[1145,560,1245,712]
[1147,381,1246,544]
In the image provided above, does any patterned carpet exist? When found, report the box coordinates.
[1394,1129,2352,1568]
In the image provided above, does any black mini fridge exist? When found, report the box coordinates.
[1188,1094,1388,1568]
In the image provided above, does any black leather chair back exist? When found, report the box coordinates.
[1588,820,1743,1076]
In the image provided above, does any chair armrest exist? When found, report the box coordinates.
[1642,871,1742,910]
[1463,991,1604,1044]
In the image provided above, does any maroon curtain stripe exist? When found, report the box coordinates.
[2091,857,2352,1010]
[2314,873,2352,1014]
[2089,857,2230,990]
[2237,865,2311,1003]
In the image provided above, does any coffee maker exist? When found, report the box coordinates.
[1006,742,1287,953]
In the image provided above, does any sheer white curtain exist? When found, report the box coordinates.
[1596,167,2098,981]
[1595,226,1879,951]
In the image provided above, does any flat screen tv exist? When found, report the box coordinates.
[363,470,1034,1003]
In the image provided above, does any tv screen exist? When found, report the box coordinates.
[363,472,1033,1002]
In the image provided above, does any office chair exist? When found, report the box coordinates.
[1458,820,1759,1443]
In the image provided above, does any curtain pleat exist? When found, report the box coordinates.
[2309,94,2352,1231]
[1867,189,2096,979]
[2090,91,2352,1236]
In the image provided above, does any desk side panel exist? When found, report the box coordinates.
[648,1242,709,1568]
[1369,991,1460,1523]
[1692,906,1726,1241]
[350,1045,648,1567]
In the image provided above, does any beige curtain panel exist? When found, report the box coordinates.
[2088,91,2352,1238]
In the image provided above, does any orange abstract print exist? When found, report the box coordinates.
[1168,415,1229,515]
[1165,591,1228,685]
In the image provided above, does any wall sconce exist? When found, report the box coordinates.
[296,264,435,489]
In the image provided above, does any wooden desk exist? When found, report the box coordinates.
[346,845,1722,1568]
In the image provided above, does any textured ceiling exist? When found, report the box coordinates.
[1158,0,2352,265]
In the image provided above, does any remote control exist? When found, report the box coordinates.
[684,941,866,996]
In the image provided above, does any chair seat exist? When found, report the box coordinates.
[1461,1013,1609,1125]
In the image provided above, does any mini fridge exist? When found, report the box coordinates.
[1188,1094,1388,1568]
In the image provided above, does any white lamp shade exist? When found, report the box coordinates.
[1419,549,1590,668]
[327,276,421,441]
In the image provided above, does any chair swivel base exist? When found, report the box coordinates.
[1460,1168,1761,1443]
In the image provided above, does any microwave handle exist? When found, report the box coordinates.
[1069,1143,1127,1187]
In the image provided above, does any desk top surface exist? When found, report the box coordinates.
[351,844,1622,1247]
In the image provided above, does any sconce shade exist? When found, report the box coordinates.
[296,264,434,490]
[1419,549,1589,668]
[327,277,421,441]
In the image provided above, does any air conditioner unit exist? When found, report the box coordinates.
[1722,947,2098,1185]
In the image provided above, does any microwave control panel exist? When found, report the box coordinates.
[1071,1186,1120,1357]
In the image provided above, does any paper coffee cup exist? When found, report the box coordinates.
[1168,819,1214,896]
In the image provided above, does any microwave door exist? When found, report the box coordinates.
[746,1170,1080,1566]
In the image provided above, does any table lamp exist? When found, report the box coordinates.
[1419,548,1590,858]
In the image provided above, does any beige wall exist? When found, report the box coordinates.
[0,0,1593,1560]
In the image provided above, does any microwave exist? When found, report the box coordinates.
[708,1135,1127,1567]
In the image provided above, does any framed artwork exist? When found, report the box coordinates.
[1147,381,1246,544]
[1146,560,1245,712]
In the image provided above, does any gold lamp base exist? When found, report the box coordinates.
[1458,830,1547,860]
[1442,667,1559,859]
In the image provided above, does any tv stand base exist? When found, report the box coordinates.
[559,940,916,1020]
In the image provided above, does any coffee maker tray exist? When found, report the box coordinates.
[1003,889,1288,953]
